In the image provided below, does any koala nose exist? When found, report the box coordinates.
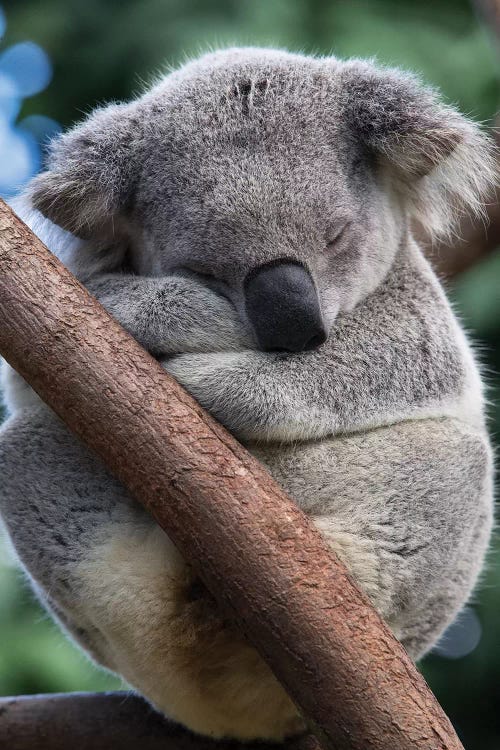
[244,261,327,353]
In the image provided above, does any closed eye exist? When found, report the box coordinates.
[326,220,351,251]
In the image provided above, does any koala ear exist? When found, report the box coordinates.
[27,102,141,239]
[338,60,497,236]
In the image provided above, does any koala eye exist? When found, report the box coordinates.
[326,220,351,251]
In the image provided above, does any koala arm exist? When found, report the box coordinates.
[164,347,396,441]
[164,254,472,442]
[85,273,253,355]
[2,271,254,414]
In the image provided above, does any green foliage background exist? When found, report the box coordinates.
[0,1,499,748]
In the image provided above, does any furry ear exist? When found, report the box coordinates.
[338,60,497,236]
[27,102,141,239]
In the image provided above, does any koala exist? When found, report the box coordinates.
[0,48,496,741]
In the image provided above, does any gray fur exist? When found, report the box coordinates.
[0,48,495,740]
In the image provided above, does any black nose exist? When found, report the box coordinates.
[244,261,327,353]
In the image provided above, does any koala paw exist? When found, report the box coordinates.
[162,351,325,442]
[163,351,271,438]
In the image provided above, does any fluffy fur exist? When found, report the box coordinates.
[0,48,496,740]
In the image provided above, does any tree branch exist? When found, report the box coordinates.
[473,0,500,44]
[422,0,500,278]
[0,693,319,750]
[422,122,500,278]
[0,199,464,750]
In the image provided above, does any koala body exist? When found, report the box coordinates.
[0,48,495,740]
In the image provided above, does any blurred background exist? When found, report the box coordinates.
[0,1,498,748]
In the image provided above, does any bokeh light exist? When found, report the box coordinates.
[19,114,62,147]
[0,118,38,194]
[0,41,52,97]
[0,69,20,122]
[433,608,483,660]
[0,5,59,198]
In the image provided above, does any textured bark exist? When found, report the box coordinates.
[0,693,320,750]
[0,199,464,750]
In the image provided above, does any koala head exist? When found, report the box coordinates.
[28,48,495,353]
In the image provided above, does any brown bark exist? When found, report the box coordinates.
[473,0,500,44]
[0,693,319,750]
[0,198,464,750]
[422,122,500,279]
[420,196,500,278]
[421,0,500,279]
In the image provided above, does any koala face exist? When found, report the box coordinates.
[132,52,402,345]
[127,51,402,349]
[29,48,494,352]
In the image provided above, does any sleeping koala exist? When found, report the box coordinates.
[0,48,496,740]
